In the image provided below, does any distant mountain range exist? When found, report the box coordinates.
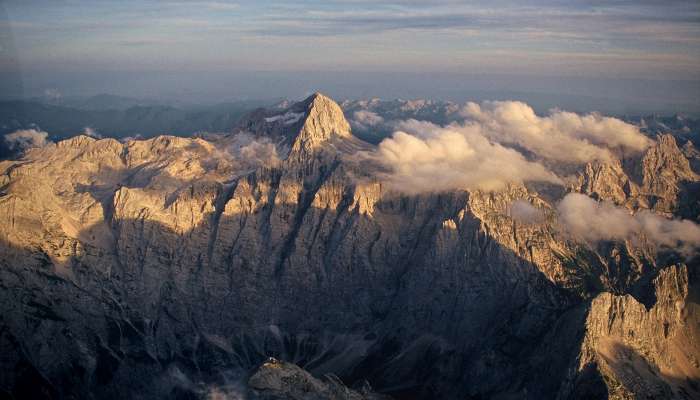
[0,95,278,158]
[2,94,699,159]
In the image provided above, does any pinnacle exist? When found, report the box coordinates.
[301,91,334,109]
[233,91,353,159]
[297,92,351,138]
[279,91,353,159]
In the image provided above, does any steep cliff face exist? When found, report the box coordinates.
[0,93,698,399]
[565,264,700,399]
[641,135,699,216]
[575,161,637,206]
[575,134,699,215]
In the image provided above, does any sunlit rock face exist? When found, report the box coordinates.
[571,265,700,399]
[0,93,698,399]
[247,357,390,400]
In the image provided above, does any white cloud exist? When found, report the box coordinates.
[460,101,653,163]
[265,111,304,125]
[369,99,656,194]
[509,200,545,224]
[184,133,282,176]
[373,119,561,193]
[557,193,700,252]
[351,110,384,132]
[4,129,52,151]
[226,133,281,170]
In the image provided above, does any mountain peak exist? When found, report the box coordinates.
[235,91,352,160]
[287,92,352,159]
[300,91,333,107]
[296,92,350,136]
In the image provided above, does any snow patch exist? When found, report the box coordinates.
[265,111,305,125]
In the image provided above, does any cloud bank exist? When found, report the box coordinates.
[374,119,561,193]
[352,110,384,131]
[461,101,653,163]
[370,100,655,194]
[4,129,52,151]
[226,133,281,171]
[557,193,700,251]
[349,110,394,142]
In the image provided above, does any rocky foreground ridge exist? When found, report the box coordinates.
[0,93,698,399]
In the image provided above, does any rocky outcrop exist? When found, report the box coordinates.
[641,134,699,215]
[248,358,389,400]
[574,134,698,214]
[682,141,700,174]
[575,161,637,206]
[565,264,700,399]
[569,134,700,303]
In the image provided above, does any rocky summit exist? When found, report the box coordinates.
[0,93,698,399]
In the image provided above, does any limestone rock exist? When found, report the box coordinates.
[575,161,637,206]
[568,264,700,399]
[641,134,699,214]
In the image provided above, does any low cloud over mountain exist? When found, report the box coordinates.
[557,193,700,253]
[366,100,654,193]
[509,200,546,224]
[372,119,560,193]
[461,101,653,163]
[225,133,282,171]
[3,129,52,151]
[352,98,700,255]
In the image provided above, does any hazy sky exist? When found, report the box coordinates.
[1,1,699,112]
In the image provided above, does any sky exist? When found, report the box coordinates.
[1,1,699,113]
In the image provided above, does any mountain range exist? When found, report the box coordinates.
[0,96,274,159]
[0,92,699,399]
[2,95,698,158]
